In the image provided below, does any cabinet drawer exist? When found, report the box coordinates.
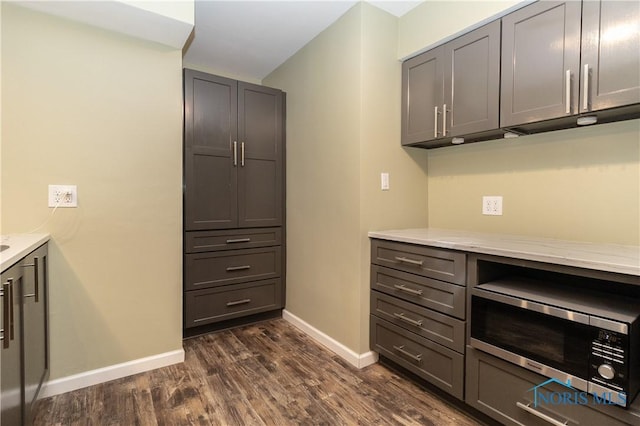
[466,347,634,426]
[185,247,281,291]
[371,265,465,319]
[186,228,282,253]
[185,279,282,328]
[371,239,465,285]
[370,291,464,353]
[370,316,464,400]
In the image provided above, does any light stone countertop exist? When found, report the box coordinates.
[368,228,640,277]
[0,234,51,273]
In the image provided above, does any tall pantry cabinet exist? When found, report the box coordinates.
[183,69,286,336]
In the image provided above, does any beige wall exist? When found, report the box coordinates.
[398,0,521,59]
[1,4,183,379]
[427,120,640,244]
[264,3,428,354]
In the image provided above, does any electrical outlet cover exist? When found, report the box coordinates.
[48,185,78,207]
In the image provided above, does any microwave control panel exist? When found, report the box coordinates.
[590,329,627,391]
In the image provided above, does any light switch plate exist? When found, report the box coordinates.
[381,173,389,191]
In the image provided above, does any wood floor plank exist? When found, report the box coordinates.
[33,319,483,426]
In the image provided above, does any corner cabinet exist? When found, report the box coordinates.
[183,69,286,336]
[401,20,501,147]
[1,242,49,426]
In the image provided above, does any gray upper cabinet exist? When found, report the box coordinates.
[402,21,500,145]
[500,1,582,127]
[581,0,640,113]
[401,47,444,145]
[445,20,500,137]
[184,70,283,230]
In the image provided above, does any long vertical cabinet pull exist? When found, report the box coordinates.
[565,70,571,114]
[442,104,448,136]
[23,256,40,301]
[583,64,590,111]
[8,279,14,341]
[241,142,245,167]
[1,283,6,348]
[233,141,238,166]
[434,106,439,138]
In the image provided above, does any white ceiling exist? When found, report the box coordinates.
[183,0,423,82]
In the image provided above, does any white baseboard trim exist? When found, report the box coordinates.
[282,310,378,369]
[40,349,185,398]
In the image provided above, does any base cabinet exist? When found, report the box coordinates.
[466,346,638,426]
[1,242,49,426]
[369,239,466,400]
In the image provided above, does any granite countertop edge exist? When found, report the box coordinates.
[368,229,640,277]
[0,234,51,273]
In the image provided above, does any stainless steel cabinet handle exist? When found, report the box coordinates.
[583,64,590,111]
[226,265,251,272]
[226,238,251,244]
[241,142,245,167]
[565,69,571,114]
[393,284,423,296]
[233,141,238,166]
[516,402,568,426]
[23,257,40,302]
[226,299,251,307]
[442,104,447,136]
[393,345,422,363]
[8,279,14,342]
[393,312,423,327]
[0,286,5,347]
[434,106,439,138]
[394,256,424,266]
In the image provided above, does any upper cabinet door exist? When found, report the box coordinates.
[237,83,283,228]
[401,47,445,145]
[581,0,640,113]
[184,70,239,230]
[500,1,582,127]
[445,20,501,137]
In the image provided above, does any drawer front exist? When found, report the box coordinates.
[370,291,465,353]
[371,239,466,285]
[185,279,282,328]
[370,316,464,400]
[185,247,281,291]
[371,265,465,319]
[186,228,282,253]
[466,347,631,426]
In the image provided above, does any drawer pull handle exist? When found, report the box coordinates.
[393,345,422,363]
[226,238,251,244]
[393,284,423,296]
[23,256,40,303]
[393,312,423,327]
[226,299,251,307]
[226,265,251,272]
[394,256,423,266]
[516,402,568,426]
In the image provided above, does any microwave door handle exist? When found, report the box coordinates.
[516,402,569,426]
[472,288,590,325]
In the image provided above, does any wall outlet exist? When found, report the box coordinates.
[482,196,502,216]
[48,185,78,207]
[381,172,390,191]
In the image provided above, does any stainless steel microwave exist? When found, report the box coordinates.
[470,277,640,408]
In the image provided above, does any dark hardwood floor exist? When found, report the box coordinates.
[33,319,483,425]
